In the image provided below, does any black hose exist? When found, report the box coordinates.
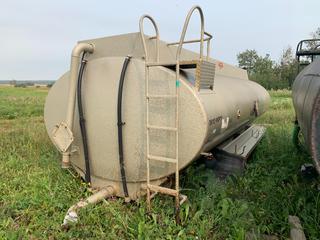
[77,53,91,183]
[117,56,131,197]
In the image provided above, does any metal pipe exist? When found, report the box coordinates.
[167,37,210,46]
[167,32,212,46]
[207,39,211,60]
[62,42,94,168]
[62,186,115,228]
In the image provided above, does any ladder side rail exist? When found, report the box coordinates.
[139,15,160,62]
[205,32,212,60]
[145,64,151,211]
[207,38,211,61]
[176,5,205,62]
[139,14,160,211]
[175,61,180,214]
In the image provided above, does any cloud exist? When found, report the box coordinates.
[0,0,319,79]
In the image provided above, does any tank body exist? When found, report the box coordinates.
[44,33,270,199]
[292,59,320,173]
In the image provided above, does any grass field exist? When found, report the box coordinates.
[0,87,319,239]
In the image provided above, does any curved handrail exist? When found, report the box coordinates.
[139,15,160,62]
[176,6,205,61]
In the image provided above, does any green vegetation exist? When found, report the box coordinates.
[237,27,320,90]
[0,86,46,119]
[237,48,297,90]
[0,87,319,239]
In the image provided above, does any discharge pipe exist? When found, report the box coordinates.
[62,186,115,228]
[62,42,94,168]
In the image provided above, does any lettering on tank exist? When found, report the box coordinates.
[209,116,222,126]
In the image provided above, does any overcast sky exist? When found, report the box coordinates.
[1,0,319,80]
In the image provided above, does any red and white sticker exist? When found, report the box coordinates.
[218,62,224,69]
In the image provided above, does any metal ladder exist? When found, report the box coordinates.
[139,5,213,221]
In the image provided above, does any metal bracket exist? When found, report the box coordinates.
[217,125,266,160]
[52,122,74,152]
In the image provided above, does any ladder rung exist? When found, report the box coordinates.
[148,154,177,163]
[148,184,178,196]
[147,95,177,99]
[147,125,177,131]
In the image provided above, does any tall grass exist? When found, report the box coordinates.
[0,88,319,239]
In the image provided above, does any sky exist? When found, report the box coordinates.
[1,0,319,80]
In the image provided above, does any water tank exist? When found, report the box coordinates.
[292,59,320,173]
[44,8,270,200]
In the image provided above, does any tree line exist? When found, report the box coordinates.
[237,28,320,90]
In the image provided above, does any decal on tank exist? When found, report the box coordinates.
[221,117,229,129]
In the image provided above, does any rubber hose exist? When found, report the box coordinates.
[117,56,132,197]
[77,53,91,183]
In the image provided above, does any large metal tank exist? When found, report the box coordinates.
[44,7,270,201]
[292,59,320,173]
